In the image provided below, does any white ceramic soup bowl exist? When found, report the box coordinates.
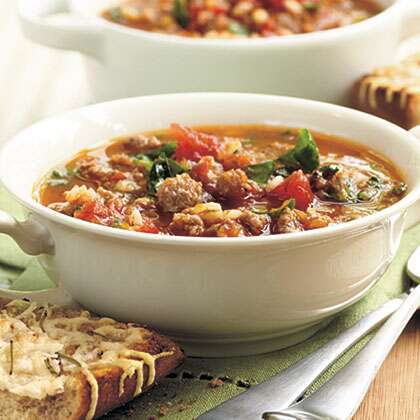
[1,94,420,357]
[18,0,420,105]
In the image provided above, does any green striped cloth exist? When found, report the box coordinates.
[1,188,418,419]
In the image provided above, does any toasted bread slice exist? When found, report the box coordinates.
[0,299,184,420]
[352,54,420,129]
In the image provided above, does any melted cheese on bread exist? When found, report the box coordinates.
[0,300,173,419]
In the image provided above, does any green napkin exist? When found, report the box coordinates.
[0,186,418,419]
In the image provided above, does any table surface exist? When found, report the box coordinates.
[1,2,419,419]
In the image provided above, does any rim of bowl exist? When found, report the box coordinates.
[1,93,420,249]
[90,0,401,47]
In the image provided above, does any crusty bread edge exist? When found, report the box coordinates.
[352,79,420,130]
[0,299,185,419]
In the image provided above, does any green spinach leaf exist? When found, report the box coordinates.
[246,161,276,184]
[145,142,177,159]
[278,128,320,173]
[173,0,190,28]
[148,157,185,195]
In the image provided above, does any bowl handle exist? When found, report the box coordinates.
[0,210,54,256]
[18,0,104,59]
[0,210,78,305]
[400,0,420,41]
[0,284,77,306]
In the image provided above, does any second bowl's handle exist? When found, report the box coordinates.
[18,0,104,59]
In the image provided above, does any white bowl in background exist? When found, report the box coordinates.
[0,93,420,357]
[18,0,420,104]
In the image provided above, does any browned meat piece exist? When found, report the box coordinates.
[156,173,204,212]
[240,210,270,235]
[311,164,370,203]
[190,156,224,193]
[216,169,259,201]
[129,197,160,220]
[273,208,304,234]
[97,187,118,200]
[123,135,161,153]
[76,157,126,184]
[205,219,246,237]
[168,213,205,236]
[304,209,333,230]
[47,202,74,215]
[109,153,135,168]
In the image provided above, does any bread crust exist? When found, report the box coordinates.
[88,341,185,419]
[352,81,420,129]
[0,300,185,420]
[351,55,420,130]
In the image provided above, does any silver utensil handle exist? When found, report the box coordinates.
[197,297,404,420]
[277,285,420,420]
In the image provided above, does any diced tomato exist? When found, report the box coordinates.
[74,200,113,225]
[110,171,126,182]
[133,220,160,234]
[171,123,221,162]
[269,170,314,211]
[191,157,212,182]
[221,154,252,170]
[264,0,285,10]
[108,198,125,216]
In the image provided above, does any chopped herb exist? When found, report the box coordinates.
[368,175,381,187]
[9,340,13,375]
[228,21,249,35]
[246,161,276,184]
[47,179,68,187]
[90,331,108,339]
[48,169,69,186]
[110,7,123,22]
[145,142,177,159]
[250,204,269,215]
[56,352,82,368]
[343,179,358,203]
[173,0,190,28]
[66,167,78,177]
[133,154,153,172]
[45,358,60,377]
[273,167,290,178]
[303,1,320,11]
[51,170,66,179]
[242,138,253,145]
[269,199,296,217]
[357,189,378,201]
[277,129,320,173]
[148,157,185,195]
[358,176,384,202]
[320,164,340,179]
[39,309,47,333]
[392,182,407,195]
[252,200,296,217]
[113,217,122,227]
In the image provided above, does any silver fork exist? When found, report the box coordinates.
[198,288,403,419]
[264,245,420,420]
[199,246,420,420]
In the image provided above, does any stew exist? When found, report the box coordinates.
[37,124,407,237]
[102,0,382,38]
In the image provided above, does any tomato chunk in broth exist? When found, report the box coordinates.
[37,125,407,237]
